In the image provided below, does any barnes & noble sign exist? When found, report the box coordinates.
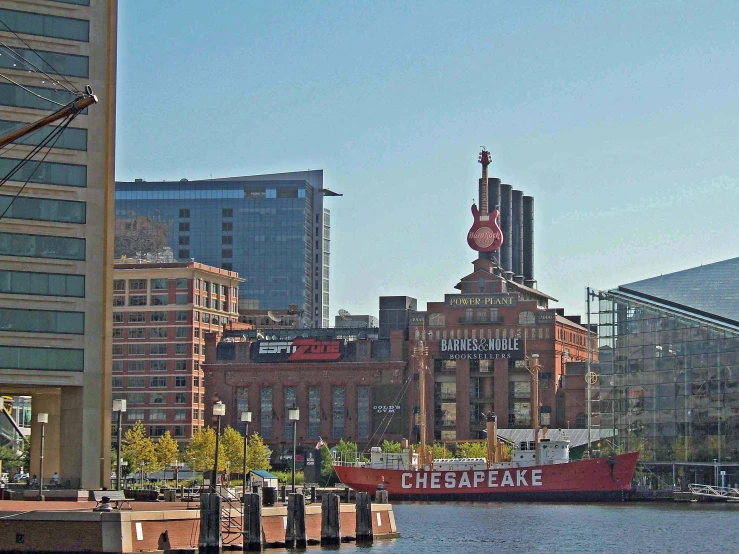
[439,337,524,360]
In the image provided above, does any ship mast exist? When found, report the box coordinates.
[525,336,541,466]
[413,338,429,465]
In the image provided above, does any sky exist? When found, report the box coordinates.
[116,1,739,320]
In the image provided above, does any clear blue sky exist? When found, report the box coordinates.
[116,1,739,320]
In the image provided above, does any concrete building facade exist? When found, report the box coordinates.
[0,0,117,488]
[112,261,242,443]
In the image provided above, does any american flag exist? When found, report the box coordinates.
[315,437,325,450]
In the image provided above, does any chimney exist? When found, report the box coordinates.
[500,184,513,273]
[523,195,535,282]
[511,190,524,277]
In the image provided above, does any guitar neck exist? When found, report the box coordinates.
[479,154,489,215]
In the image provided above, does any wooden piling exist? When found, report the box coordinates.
[243,493,263,552]
[198,493,222,554]
[375,488,388,504]
[355,491,373,545]
[285,493,307,549]
[320,493,341,546]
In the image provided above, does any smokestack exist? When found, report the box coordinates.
[500,184,512,273]
[511,190,524,277]
[523,195,534,282]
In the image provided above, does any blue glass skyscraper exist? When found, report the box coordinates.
[115,170,334,328]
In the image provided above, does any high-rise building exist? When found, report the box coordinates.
[0,0,117,488]
[112,261,242,444]
[115,170,337,328]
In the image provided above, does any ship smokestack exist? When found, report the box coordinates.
[500,184,512,273]
[486,412,499,464]
[523,195,535,282]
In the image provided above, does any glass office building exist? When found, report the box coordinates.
[596,258,739,478]
[116,170,333,328]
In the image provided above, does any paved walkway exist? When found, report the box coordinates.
[0,500,196,513]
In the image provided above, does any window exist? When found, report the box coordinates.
[284,387,296,439]
[332,388,345,439]
[174,392,187,404]
[195,295,200,306]
[236,388,249,433]
[150,344,168,355]
[211,283,218,293]
[260,387,273,438]
[194,393,199,403]
[128,393,145,404]
[112,361,123,372]
[179,208,190,218]
[175,344,187,355]
[127,409,144,421]
[176,293,188,305]
[128,361,144,372]
[222,263,233,271]
[175,376,186,387]
[194,328,200,338]
[308,387,320,439]
[221,302,227,311]
[0,231,85,260]
[194,311,200,321]
[212,316,220,325]
[174,409,187,421]
[195,278,201,289]
[128,328,144,339]
[0,8,90,41]
[0,194,85,223]
[179,249,190,259]
[232,303,237,313]
[128,376,145,388]
[193,409,200,421]
[150,360,167,372]
[178,236,189,245]
[113,312,123,323]
[129,295,147,306]
[179,222,190,232]
[222,249,232,258]
[150,327,168,339]
[150,426,166,437]
[113,296,124,306]
[357,387,370,439]
[174,426,185,437]
[151,278,168,290]
[176,278,188,289]
[222,208,233,217]
[150,311,167,322]
[175,360,187,371]
[203,298,209,309]
[176,327,188,338]
[0,119,87,150]
[150,376,167,388]
[128,312,146,323]
[222,222,233,232]
[129,279,147,291]
[0,307,83,334]
[202,313,210,323]
[0,346,86,372]
[128,344,145,355]
[0,81,86,116]
[194,344,200,354]
[151,294,168,306]
[113,279,125,291]
[220,285,227,296]
[112,328,122,339]
[176,311,188,322]
[150,393,166,404]
[222,235,232,245]
[149,409,166,421]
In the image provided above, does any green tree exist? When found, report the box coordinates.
[381,440,401,453]
[0,444,24,473]
[322,439,358,484]
[431,443,451,459]
[246,432,271,472]
[185,427,216,472]
[155,431,180,470]
[455,441,488,459]
[122,421,157,473]
[220,426,244,473]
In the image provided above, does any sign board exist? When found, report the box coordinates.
[445,294,518,307]
[250,338,345,363]
[409,312,427,327]
[439,337,524,360]
[536,310,556,323]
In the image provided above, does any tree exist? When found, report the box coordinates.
[246,432,271,472]
[122,421,157,472]
[155,431,180,470]
[381,440,401,453]
[322,439,358,484]
[431,443,451,460]
[0,444,24,473]
[185,427,216,472]
[220,426,244,472]
[455,442,488,459]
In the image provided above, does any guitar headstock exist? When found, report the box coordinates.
[478,149,491,167]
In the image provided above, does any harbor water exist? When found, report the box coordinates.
[329,502,738,554]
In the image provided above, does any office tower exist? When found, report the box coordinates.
[116,170,335,328]
[0,0,117,488]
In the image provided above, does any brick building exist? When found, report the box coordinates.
[112,261,243,443]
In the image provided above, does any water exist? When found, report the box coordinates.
[328,502,738,554]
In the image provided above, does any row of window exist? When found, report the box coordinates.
[113,376,192,389]
[112,360,198,372]
[0,83,87,115]
[118,187,308,202]
[0,232,85,261]
[113,293,188,307]
[112,310,231,325]
[113,326,193,339]
[113,343,200,356]
[0,46,89,78]
[114,278,189,291]
[0,194,85,224]
[0,270,84,297]
[0,156,87,187]
[0,7,89,41]
[0,307,83,334]
[0,120,87,151]
[0,345,83,371]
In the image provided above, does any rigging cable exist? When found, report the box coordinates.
[0,71,65,106]
[0,41,77,96]
[0,111,76,222]
[0,17,79,95]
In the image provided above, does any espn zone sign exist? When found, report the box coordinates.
[250,338,345,363]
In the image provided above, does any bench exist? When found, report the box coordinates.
[91,490,132,510]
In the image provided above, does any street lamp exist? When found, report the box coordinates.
[288,404,300,494]
[113,399,127,490]
[240,410,252,491]
[37,412,48,501]
[120,460,128,487]
[212,401,226,492]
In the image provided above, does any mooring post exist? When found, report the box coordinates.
[243,493,263,552]
[198,492,222,554]
[285,493,307,549]
[310,486,317,504]
[375,486,388,504]
[355,491,373,545]
[344,486,351,503]
[321,493,341,546]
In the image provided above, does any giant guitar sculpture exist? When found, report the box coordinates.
[467,149,504,252]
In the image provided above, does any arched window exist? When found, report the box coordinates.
[518,311,535,325]
[429,313,445,326]
[575,412,587,428]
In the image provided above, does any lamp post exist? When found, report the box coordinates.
[113,399,127,490]
[120,460,128,487]
[240,410,252,491]
[37,412,48,501]
[212,401,225,492]
[288,404,299,494]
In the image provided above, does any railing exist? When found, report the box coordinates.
[217,485,243,545]
[688,484,739,500]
